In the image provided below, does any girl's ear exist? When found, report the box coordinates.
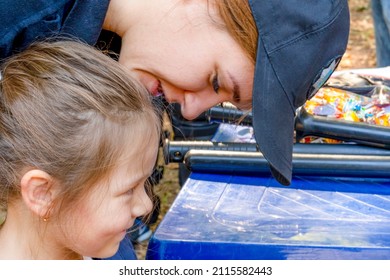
[20,170,57,219]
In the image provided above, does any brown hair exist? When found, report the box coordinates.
[212,0,258,64]
[0,39,161,219]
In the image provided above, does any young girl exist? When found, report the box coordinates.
[0,39,161,259]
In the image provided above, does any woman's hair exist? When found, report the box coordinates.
[213,0,258,64]
[0,39,161,218]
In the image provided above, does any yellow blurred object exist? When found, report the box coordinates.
[343,111,360,122]
[374,114,390,126]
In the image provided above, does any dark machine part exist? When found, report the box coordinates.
[204,104,390,149]
[164,139,390,164]
[295,108,390,149]
[167,103,220,140]
[163,139,259,163]
[183,149,390,178]
[205,105,253,126]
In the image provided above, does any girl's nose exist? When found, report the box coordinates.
[132,187,153,218]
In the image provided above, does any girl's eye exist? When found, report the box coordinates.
[125,188,134,195]
[212,74,220,94]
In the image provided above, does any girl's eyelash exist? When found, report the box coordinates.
[125,188,134,195]
[212,74,220,94]
[125,180,145,196]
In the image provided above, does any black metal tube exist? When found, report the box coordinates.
[205,105,390,150]
[184,150,390,178]
[164,139,390,164]
[295,108,390,148]
[163,139,258,164]
[205,106,252,125]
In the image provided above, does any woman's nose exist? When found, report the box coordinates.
[163,84,225,117]
[180,90,226,120]
[160,82,184,104]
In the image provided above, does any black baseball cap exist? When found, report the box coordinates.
[248,0,350,186]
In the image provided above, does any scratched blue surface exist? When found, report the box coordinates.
[147,122,390,259]
[147,173,390,259]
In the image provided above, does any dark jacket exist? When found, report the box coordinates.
[0,0,110,58]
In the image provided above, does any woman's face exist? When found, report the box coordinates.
[119,1,254,120]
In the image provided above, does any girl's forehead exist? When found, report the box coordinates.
[120,122,159,160]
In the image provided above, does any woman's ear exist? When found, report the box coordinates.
[20,170,56,219]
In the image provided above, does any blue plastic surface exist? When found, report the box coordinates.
[147,173,390,260]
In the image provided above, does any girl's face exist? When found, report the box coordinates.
[54,136,157,259]
[119,1,254,120]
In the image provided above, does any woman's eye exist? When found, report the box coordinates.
[212,74,220,94]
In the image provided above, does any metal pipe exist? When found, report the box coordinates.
[184,149,390,178]
[295,108,390,149]
[205,106,252,126]
[164,139,390,164]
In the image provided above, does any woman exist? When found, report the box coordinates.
[0,0,350,185]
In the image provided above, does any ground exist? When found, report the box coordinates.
[339,0,376,70]
[135,0,378,259]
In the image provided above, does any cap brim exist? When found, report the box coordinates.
[249,0,350,186]
[252,38,295,186]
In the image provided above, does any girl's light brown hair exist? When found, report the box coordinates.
[0,39,161,218]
